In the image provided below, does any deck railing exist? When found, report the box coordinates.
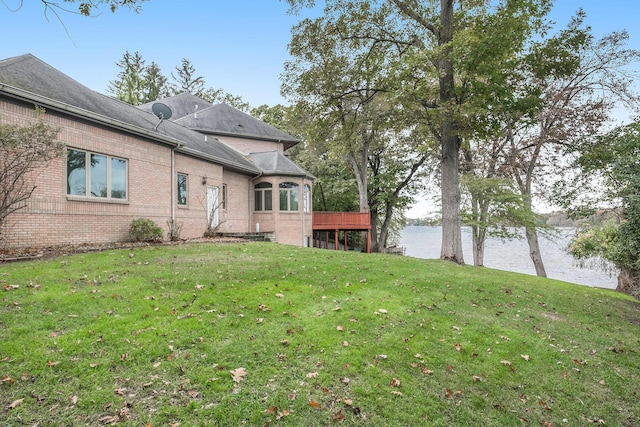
[312,211,370,230]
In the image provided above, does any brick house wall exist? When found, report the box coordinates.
[0,98,259,248]
[1,94,312,250]
[250,176,313,246]
[219,170,252,234]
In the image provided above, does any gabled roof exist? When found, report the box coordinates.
[140,95,300,150]
[0,54,259,175]
[249,151,315,180]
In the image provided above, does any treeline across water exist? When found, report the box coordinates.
[400,225,617,289]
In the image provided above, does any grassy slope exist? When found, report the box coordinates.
[0,242,638,426]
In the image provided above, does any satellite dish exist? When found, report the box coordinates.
[152,102,172,120]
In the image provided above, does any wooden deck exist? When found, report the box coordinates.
[312,212,371,230]
[312,212,371,253]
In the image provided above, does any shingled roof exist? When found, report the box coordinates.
[249,151,315,179]
[139,95,300,150]
[0,54,259,175]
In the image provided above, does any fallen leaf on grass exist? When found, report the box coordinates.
[230,367,247,383]
[1,375,15,384]
[331,410,346,421]
[390,378,401,387]
[521,354,530,361]
[6,398,23,409]
[306,371,319,378]
[500,360,512,366]
[445,389,463,399]
[275,409,290,420]
[99,415,119,424]
[539,400,552,411]
[309,400,321,409]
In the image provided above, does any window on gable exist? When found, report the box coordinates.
[254,182,272,211]
[279,182,299,212]
[177,173,188,205]
[67,149,127,200]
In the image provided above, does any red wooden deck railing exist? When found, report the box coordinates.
[312,212,371,230]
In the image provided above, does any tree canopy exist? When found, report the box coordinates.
[6,0,148,16]
[284,0,558,260]
[566,121,640,298]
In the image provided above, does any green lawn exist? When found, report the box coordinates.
[1,242,638,426]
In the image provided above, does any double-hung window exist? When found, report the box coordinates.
[303,184,311,212]
[67,149,127,200]
[254,182,272,211]
[279,182,299,212]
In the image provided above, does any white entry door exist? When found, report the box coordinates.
[206,186,219,229]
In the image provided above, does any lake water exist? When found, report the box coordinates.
[400,226,617,289]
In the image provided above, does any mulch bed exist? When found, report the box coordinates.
[0,236,247,262]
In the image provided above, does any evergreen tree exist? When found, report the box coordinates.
[170,58,205,97]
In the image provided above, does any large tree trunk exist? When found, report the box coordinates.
[525,225,547,277]
[350,152,369,213]
[440,132,463,263]
[438,0,464,263]
[617,268,640,300]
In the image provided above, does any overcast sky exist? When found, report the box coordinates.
[2,1,638,109]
